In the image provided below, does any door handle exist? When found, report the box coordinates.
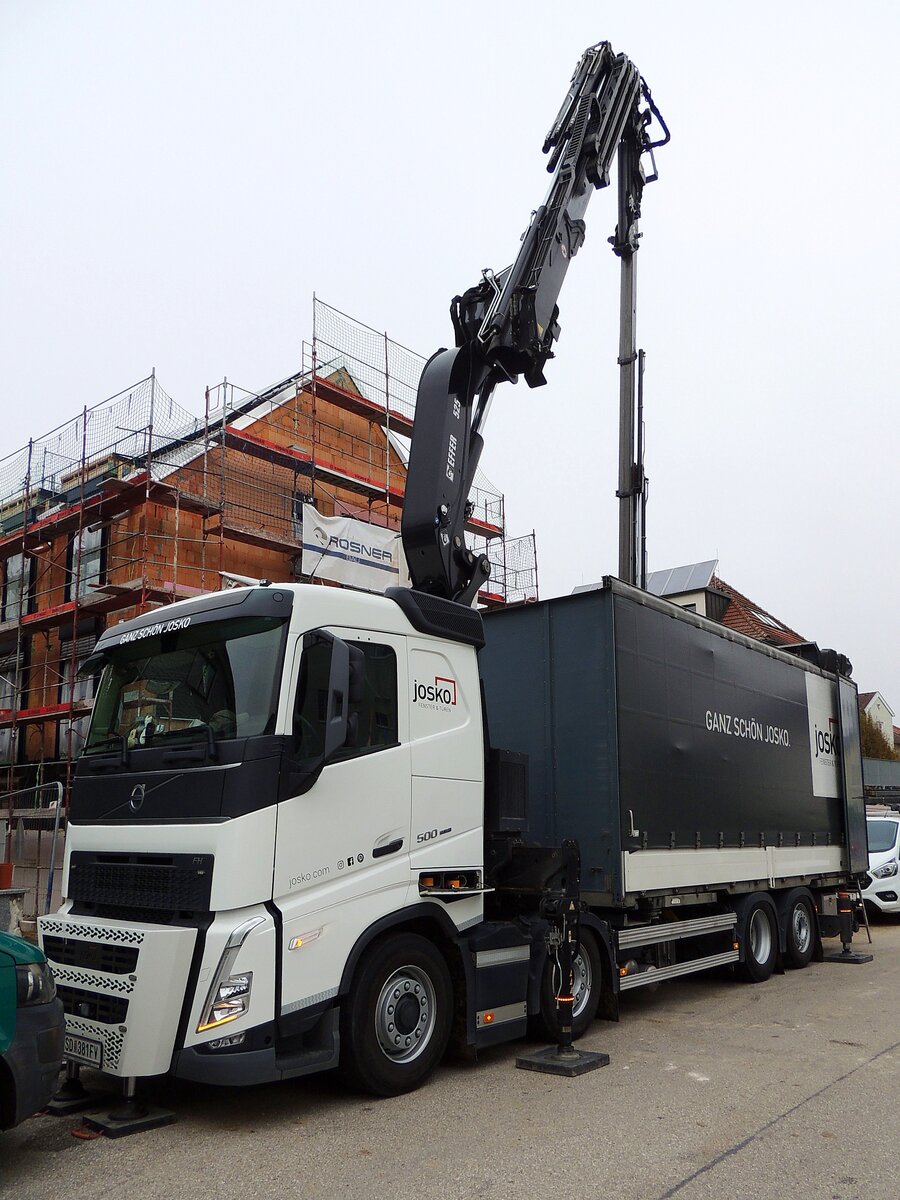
[372,838,404,859]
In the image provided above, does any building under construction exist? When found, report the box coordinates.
[0,301,537,912]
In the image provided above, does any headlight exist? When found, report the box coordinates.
[198,972,253,1032]
[197,914,265,1034]
[16,961,57,1006]
[872,861,899,879]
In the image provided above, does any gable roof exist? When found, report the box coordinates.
[645,559,805,648]
[710,575,804,646]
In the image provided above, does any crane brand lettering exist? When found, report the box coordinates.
[446,434,457,482]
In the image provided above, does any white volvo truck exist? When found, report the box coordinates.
[39,42,868,1101]
[39,578,868,1099]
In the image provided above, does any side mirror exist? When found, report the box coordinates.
[321,632,351,761]
[345,644,365,748]
[297,629,362,764]
[287,630,367,797]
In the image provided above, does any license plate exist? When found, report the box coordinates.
[64,1033,103,1069]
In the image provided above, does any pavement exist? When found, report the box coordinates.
[2,918,898,1200]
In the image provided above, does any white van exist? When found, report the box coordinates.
[861,813,900,915]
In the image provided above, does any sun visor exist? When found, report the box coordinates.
[94,586,293,653]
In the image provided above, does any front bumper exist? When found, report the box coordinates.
[860,871,900,913]
[172,1007,339,1086]
[39,912,197,1078]
[1,997,65,1129]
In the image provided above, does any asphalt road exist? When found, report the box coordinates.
[2,919,899,1200]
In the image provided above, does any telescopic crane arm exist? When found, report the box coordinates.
[401,41,668,605]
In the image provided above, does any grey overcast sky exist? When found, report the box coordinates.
[1,1,898,709]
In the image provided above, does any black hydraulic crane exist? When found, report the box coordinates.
[401,41,669,605]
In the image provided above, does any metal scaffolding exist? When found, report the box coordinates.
[0,298,538,914]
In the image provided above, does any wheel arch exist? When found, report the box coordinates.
[580,914,618,1022]
[338,903,471,1003]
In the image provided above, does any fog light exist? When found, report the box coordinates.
[207,1032,247,1050]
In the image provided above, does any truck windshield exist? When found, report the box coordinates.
[866,819,899,854]
[84,615,287,755]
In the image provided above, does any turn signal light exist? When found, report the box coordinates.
[483,1012,494,1024]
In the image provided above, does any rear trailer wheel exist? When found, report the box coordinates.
[535,929,602,1041]
[736,899,777,983]
[784,894,816,969]
[340,932,452,1096]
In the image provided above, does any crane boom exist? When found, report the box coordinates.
[401,41,668,605]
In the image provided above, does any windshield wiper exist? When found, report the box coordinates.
[87,734,130,767]
[154,721,218,761]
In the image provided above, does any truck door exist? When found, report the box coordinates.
[837,676,869,876]
[274,629,411,1016]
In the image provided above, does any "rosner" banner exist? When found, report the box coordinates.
[300,505,408,592]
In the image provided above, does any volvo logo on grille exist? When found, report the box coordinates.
[129,783,146,813]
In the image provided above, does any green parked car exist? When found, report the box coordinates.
[0,931,64,1130]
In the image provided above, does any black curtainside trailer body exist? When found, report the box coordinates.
[480,578,868,909]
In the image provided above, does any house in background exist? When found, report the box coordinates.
[637,559,806,647]
[857,692,896,747]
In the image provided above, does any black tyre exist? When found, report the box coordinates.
[340,932,452,1096]
[784,893,816,969]
[736,898,777,983]
[535,928,602,1041]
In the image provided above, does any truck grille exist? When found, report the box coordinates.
[57,985,129,1026]
[68,851,214,914]
[42,936,139,975]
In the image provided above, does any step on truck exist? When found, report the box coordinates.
[38,41,868,1099]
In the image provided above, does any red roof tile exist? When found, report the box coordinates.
[711,576,804,647]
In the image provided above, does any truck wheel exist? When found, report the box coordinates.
[784,893,815,969]
[535,929,602,1041]
[339,932,452,1096]
[736,899,777,983]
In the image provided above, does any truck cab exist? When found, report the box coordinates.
[39,582,489,1092]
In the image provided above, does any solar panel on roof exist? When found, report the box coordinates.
[646,559,718,597]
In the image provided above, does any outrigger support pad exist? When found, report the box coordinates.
[81,1076,176,1139]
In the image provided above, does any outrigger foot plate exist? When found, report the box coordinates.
[823,949,874,965]
[82,1103,176,1139]
[515,1045,610,1077]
